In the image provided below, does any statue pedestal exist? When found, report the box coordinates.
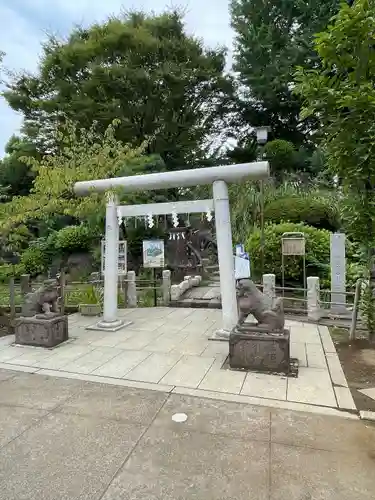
[15,314,68,348]
[229,325,291,375]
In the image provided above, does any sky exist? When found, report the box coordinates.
[0,0,235,156]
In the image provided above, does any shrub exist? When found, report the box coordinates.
[54,225,93,254]
[264,195,340,232]
[246,222,331,283]
[0,263,25,283]
[20,247,49,276]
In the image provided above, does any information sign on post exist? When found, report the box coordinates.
[281,232,306,294]
[101,240,127,275]
[143,240,165,268]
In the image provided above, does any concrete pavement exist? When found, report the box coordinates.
[0,369,374,499]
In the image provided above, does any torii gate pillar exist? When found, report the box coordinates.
[74,162,269,338]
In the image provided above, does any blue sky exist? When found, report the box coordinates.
[0,0,234,156]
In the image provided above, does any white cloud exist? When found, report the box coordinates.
[0,0,234,156]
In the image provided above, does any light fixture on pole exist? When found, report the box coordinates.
[255,126,271,146]
[255,126,271,275]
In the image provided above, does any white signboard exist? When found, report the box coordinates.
[143,240,165,268]
[234,255,251,280]
[281,233,306,256]
[101,240,127,275]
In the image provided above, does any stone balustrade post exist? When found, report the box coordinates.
[307,276,321,321]
[20,274,31,296]
[126,271,137,308]
[162,270,171,305]
[262,273,276,309]
[170,284,180,301]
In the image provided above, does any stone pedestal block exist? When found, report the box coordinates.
[229,328,290,374]
[15,315,69,348]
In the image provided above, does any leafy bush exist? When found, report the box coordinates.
[264,195,340,232]
[20,247,49,276]
[0,263,25,283]
[54,225,94,254]
[246,222,331,283]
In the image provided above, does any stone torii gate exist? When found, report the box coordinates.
[74,161,269,338]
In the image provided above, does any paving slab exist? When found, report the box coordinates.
[199,358,245,394]
[57,381,168,425]
[125,352,182,384]
[103,427,269,500]
[115,331,162,350]
[270,442,375,500]
[34,345,94,370]
[160,354,215,388]
[0,412,145,500]
[91,350,151,378]
[326,352,348,387]
[334,386,357,411]
[61,347,119,374]
[305,342,327,369]
[319,324,337,353]
[242,372,287,400]
[289,342,307,367]
[289,324,321,345]
[287,367,337,407]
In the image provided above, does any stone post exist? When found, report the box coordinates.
[330,233,346,313]
[20,274,31,296]
[162,270,171,305]
[307,276,321,321]
[170,284,180,301]
[126,271,137,308]
[262,273,276,309]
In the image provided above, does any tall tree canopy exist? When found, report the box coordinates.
[0,136,40,197]
[3,10,235,170]
[230,0,340,145]
[295,0,375,334]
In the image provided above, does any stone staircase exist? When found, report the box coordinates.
[170,263,221,309]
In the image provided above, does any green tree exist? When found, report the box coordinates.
[230,0,340,145]
[295,0,375,337]
[3,10,235,170]
[0,120,149,234]
[0,136,40,196]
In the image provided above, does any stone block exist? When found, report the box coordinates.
[170,285,181,301]
[15,315,69,348]
[191,277,200,287]
[229,328,290,374]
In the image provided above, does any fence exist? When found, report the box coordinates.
[0,270,173,317]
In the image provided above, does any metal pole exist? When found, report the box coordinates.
[349,279,363,341]
[260,180,265,275]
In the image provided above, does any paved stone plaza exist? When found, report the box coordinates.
[0,308,356,416]
[0,369,373,500]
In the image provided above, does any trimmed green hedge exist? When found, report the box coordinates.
[264,195,340,232]
[246,222,331,283]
